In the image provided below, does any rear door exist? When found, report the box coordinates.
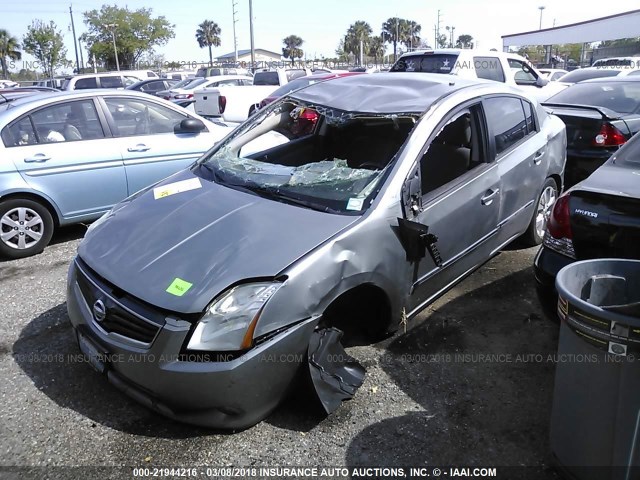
[402,101,502,315]
[99,95,216,194]
[483,95,549,245]
[1,98,126,220]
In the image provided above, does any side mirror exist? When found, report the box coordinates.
[535,76,549,88]
[174,118,206,134]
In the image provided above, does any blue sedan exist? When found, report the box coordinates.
[0,90,231,258]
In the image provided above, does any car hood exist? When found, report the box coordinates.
[78,169,357,314]
[572,158,640,198]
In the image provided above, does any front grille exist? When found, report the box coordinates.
[75,260,163,344]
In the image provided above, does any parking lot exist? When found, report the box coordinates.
[1,226,562,478]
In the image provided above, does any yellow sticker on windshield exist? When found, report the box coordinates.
[153,178,202,200]
[166,278,193,297]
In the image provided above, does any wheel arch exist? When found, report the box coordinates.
[0,191,61,227]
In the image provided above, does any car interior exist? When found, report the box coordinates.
[234,102,417,172]
[420,109,482,194]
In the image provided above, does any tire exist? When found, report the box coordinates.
[0,198,54,259]
[521,178,558,247]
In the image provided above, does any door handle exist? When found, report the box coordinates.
[24,154,51,163]
[481,188,500,206]
[127,144,150,152]
[533,150,544,165]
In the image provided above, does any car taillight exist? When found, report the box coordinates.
[543,194,576,259]
[591,123,626,147]
[218,95,226,114]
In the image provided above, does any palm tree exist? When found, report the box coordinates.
[0,29,21,79]
[368,36,385,65]
[344,21,372,65]
[195,20,221,65]
[402,21,421,52]
[382,18,403,62]
[282,35,304,66]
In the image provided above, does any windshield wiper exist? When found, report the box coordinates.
[227,183,342,214]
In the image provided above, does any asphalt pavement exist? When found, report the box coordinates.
[0,225,562,479]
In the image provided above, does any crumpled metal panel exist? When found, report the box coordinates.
[308,327,366,414]
[290,72,482,114]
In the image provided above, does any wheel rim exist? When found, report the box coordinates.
[535,186,557,240]
[0,207,45,250]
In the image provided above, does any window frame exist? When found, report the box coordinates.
[412,100,491,200]
[1,98,109,147]
[482,95,538,161]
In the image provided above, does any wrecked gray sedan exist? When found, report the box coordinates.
[66,73,566,429]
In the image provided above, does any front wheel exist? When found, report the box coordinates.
[522,178,558,247]
[0,198,54,259]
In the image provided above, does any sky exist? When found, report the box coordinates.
[1,0,639,72]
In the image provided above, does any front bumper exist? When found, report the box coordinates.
[533,246,575,320]
[66,258,319,429]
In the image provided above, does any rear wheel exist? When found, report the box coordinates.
[522,178,558,247]
[0,198,54,259]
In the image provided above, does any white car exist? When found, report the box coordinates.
[0,80,19,88]
[62,72,146,90]
[391,49,556,100]
[157,75,253,103]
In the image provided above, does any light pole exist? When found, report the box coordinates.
[248,0,255,72]
[538,6,545,30]
[105,23,120,71]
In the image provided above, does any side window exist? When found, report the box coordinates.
[30,100,105,143]
[484,97,529,155]
[551,72,564,81]
[123,76,139,87]
[140,81,163,92]
[104,97,188,137]
[473,56,505,82]
[508,59,538,85]
[420,105,483,195]
[99,76,124,89]
[74,77,97,89]
[240,79,253,86]
[1,117,37,147]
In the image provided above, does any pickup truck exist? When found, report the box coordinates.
[390,49,556,100]
[194,68,310,123]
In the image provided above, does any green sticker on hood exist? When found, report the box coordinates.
[166,278,193,296]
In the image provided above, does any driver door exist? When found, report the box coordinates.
[399,103,502,316]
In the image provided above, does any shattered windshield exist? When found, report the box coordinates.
[197,99,417,213]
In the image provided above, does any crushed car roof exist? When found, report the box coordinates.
[289,72,490,114]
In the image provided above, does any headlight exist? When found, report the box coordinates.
[187,282,282,352]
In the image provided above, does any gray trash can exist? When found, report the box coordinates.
[551,259,640,480]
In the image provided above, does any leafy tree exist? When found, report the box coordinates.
[455,34,473,49]
[344,21,372,65]
[335,39,348,62]
[23,20,68,78]
[282,35,304,66]
[81,5,174,70]
[436,33,448,48]
[368,36,384,64]
[0,29,21,79]
[196,20,221,65]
